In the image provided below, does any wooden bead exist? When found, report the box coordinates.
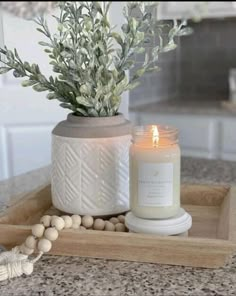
[82,215,94,228]
[93,219,105,230]
[40,215,51,227]
[71,215,81,227]
[115,223,126,232]
[51,216,65,231]
[109,217,119,225]
[44,227,59,241]
[25,235,37,249]
[32,224,45,237]
[104,221,115,232]
[79,226,86,231]
[72,223,79,230]
[117,215,125,223]
[20,244,34,255]
[61,215,73,229]
[38,238,52,253]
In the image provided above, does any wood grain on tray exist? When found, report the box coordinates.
[0,184,236,268]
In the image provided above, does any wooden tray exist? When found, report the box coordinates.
[0,184,236,268]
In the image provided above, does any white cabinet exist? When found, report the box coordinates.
[135,113,220,159]
[220,120,236,161]
[158,2,236,20]
[131,110,236,161]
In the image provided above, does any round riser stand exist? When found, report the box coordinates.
[128,230,189,237]
[125,208,192,236]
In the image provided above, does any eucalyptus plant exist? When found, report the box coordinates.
[0,1,189,117]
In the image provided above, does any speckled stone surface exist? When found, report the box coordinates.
[0,157,236,296]
[0,165,50,215]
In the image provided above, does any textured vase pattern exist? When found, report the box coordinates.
[51,134,131,215]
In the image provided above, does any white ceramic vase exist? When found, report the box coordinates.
[51,113,132,216]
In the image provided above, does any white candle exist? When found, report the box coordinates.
[130,125,181,219]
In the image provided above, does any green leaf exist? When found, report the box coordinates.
[121,24,129,34]
[129,18,138,32]
[152,46,159,57]
[0,67,11,74]
[76,96,94,107]
[88,109,99,116]
[13,70,24,78]
[23,62,31,71]
[146,66,160,73]
[136,47,145,54]
[14,48,20,60]
[60,103,73,110]
[33,84,48,92]
[36,28,46,35]
[93,2,103,15]
[161,42,177,52]
[21,80,37,87]
[76,108,89,116]
[38,41,52,47]
[123,61,134,70]
[176,27,194,36]
[47,93,57,100]
[125,81,140,91]
[79,84,91,95]
[114,76,128,96]
[135,31,145,43]
[99,108,108,116]
[134,68,145,79]
[111,32,123,47]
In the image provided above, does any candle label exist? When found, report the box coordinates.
[138,162,173,206]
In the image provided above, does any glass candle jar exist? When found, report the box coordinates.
[130,125,181,219]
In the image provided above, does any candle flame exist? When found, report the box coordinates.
[152,125,159,146]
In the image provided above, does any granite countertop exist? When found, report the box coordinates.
[129,99,236,117]
[1,157,236,296]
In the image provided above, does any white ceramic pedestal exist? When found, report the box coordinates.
[125,208,192,236]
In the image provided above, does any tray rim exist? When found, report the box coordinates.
[0,183,236,268]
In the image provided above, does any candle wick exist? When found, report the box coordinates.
[153,139,158,148]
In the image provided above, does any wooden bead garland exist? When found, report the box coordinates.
[31,224,45,237]
[21,213,127,256]
[118,215,125,223]
[71,215,81,229]
[44,227,59,241]
[38,238,52,253]
[93,219,105,230]
[115,223,126,232]
[104,221,115,231]
[0,212,127,282]
[40,215,51,227]
[51,216,65,231]
[109,217,120,225]
[25,235,37,249]
[61,215,73,229]
[82,215,94,228]
[19,244,34,255]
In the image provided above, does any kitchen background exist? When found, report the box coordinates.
[131,18,236,105]
[1,1,236,181]
[130,2,236,162]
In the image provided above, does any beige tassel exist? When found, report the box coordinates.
[0,247,42,281]
[0,248,27,265]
